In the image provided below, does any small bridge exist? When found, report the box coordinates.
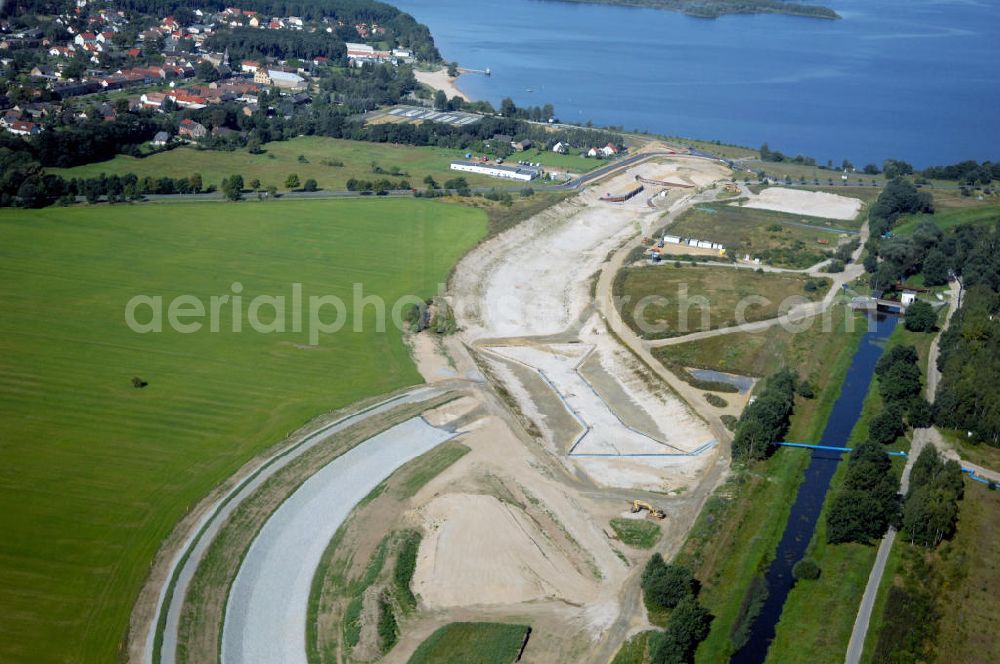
[849,297,904,313]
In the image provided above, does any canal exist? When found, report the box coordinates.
[731,313,899,663]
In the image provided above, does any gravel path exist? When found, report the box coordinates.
[221,416,456,664]
[144,387,440,664]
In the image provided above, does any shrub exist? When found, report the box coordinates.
[376,591,398,652]
[642,554,694,610]
[704,393,729,408]
[904,300,936,332]
[792,559,821,580]
[825,259,845,273]
[721,415,738,432]
[869,409,904,445]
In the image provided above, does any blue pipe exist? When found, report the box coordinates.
[776,442,908,457]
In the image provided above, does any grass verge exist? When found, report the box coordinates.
[407,622,530,664]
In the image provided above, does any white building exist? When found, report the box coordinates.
[450,160,541,182]
[266,69,306,90]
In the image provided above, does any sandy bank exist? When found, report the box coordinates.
[414,67,470,102]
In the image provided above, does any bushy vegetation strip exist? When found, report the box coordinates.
[731,369,799,461]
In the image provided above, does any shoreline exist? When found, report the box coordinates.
[413,67,472,102]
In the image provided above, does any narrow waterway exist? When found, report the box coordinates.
[731,312,898,663]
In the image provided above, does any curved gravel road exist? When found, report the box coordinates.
[221,416,457,664]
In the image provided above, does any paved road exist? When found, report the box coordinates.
[141,386,445,664]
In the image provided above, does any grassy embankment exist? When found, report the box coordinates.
[893,204,1000,236]
[669,203,858,269]
[645,306,867,661]
[307,439,471,663]
[48,135,505,191]
[615,265,828,339]
[407,622,530,664]
[763,320,936,663]
[0,198,485,663]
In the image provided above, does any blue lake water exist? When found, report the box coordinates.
[393,0,1000,167]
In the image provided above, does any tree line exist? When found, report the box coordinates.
[641,554,713,664]
[731,369,802,462]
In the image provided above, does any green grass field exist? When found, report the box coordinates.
[48,136,506,191]
[610,518,662,549]
[506,147,603,173]
[616,265,827,339]
[407,622,530,664]
[656,304,861,379]
[669,203,856,269]
[893,204,1000,236]
[0,198,485,662]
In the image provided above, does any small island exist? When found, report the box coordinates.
[551,0,840,19]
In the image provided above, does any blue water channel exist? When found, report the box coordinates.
[730,312,898,663]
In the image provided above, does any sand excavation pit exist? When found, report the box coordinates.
[412,493,600,608]
[483,343,717,490]
[742,186,863,221]
[451,157,730,341]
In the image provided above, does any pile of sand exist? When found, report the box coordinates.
[412,493,597,608]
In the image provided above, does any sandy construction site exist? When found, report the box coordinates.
[133,154,740,664]
[390,154,735,661]
[742,185,863,220]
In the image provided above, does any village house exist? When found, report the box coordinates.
[178,118,207,139]
[6,120,41,136]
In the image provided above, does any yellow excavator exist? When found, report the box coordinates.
[630,499,666,520]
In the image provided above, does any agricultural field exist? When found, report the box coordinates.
[47,136,505,191]
[0,198,485,662]
[668,203,856,269]
[615,265,828,339]
[407,622,530,664]
[655,304,863,379]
